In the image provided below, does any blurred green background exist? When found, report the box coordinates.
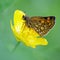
[0,0,60,60]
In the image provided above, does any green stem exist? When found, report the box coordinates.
[12,42,20,52]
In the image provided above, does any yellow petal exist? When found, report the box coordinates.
[14,10,25,26]
[10,10,48,48]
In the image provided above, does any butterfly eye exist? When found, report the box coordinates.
[23,15,29,21]
[23,15,28,20]
[22,15,25,20]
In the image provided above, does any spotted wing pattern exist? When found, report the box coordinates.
[23,16,55,36]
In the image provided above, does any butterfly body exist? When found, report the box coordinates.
[23,16,55,36]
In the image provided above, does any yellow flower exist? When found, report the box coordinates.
[10,10,48,48]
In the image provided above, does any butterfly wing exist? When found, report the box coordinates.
[29,16,55,36]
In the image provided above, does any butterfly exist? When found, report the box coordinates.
[23,16,55,36]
